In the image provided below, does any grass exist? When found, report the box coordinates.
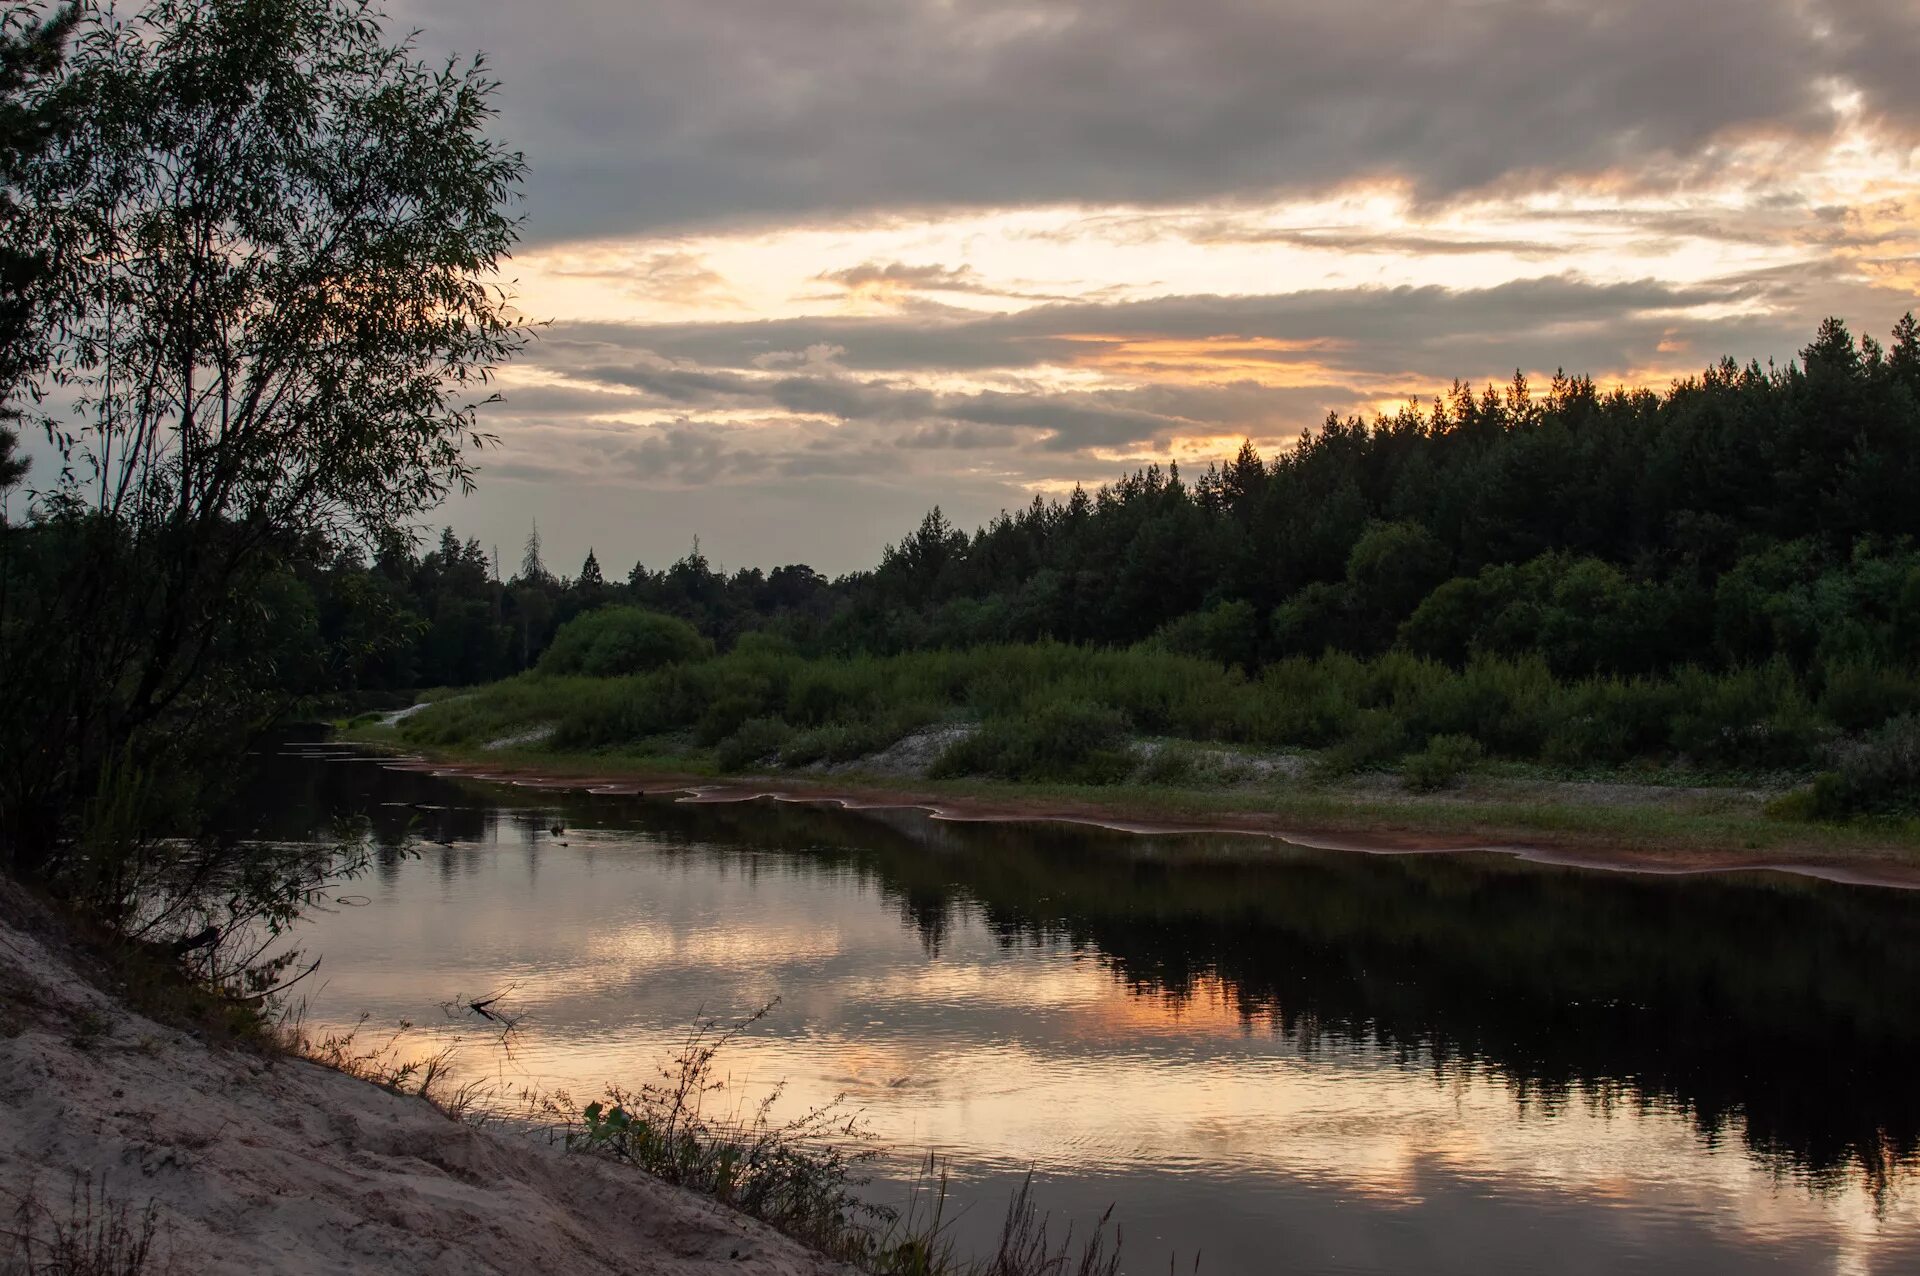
[550,1002,1140,1276]
[382,643,1872,773]
[370,640,1916,800]
[342,718,1920,871]
[1,1173,176,1276]
[280,1011,495,1121]
[337,635,1920,868]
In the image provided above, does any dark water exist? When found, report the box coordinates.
[250,740,1920,1275]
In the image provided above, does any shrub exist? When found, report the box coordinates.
[1797,715,1920,819]
[1134,741,1253,787]
[1251,656,1359,747]
[929,701,1134,784]
[1401,733,1485,791]
[714,717,792,772]
[779,724,868,767]
[1312,709,1408,778]
[1543,677,1684,767]
[1154,600,1259,669]
[537,607,710,678]
[1398,655,1556,755]
[1667,662,1824,769]
[1817,664,1920,733]
[698,691,776,746]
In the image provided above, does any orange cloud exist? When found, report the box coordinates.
[1052,334,1349,386]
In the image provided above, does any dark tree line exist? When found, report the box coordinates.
[259,315,1920,695]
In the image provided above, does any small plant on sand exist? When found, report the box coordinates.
[281,1012,492,1120]
[1,1172,175,1276]
[563,1001,882,1253]
[559,1005,1160,1275]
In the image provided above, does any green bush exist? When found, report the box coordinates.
[779,724,863,767]
[1252,656,1359,747]
[1401,734,1486,792]
[403,639,1903,786]
[930,700,1135,784]
[1155,600,1259,669]
[1543,677,1684,766]
[1312,709,1407,778]
[538,607,711,678]
[714,717,793,772]
[697,690,774,746]
[1817,664,1920,733]
[1667,662,1824,769]
[1798,715,1920,819]
[1134,741,1253,787]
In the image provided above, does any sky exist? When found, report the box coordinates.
[400,0,1920,579]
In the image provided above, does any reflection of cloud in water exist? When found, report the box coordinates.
[263,751,1920,1275]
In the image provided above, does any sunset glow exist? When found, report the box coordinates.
[396,0,1920,573]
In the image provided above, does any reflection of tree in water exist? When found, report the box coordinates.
[596,797,1920,1198]
[247,752,1920,1198]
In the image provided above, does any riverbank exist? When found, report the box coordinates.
[0,885,851,1276]
[339,724,1920,889]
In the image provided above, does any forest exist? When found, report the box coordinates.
[135,313,1920,695]
[117,314,1920,816]
[0,3,1916,1271]
[6,0,1920,908]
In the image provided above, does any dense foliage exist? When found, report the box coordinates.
[280,317,1920,810]
[227,316,1920,699]
[0,0,524,905]
[5,7,1918,828]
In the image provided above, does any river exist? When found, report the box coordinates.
[251,739,1920,1275]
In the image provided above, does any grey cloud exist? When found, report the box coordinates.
[400,0,1920,241]
[474,273,1920,534]
[815,262,986,293]
[580,364,759,402]
[893,424,1015,451]
[562,355,1207,450]
[615,420,769,487]
[810,261,1079,304]
[553,274,1761,382]
[490,383,649,417]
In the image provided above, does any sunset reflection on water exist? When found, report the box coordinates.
[267,746,1920,1275]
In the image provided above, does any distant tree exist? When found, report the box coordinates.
[1344,520,1452,638]
[537,606,710,677]
[1891,313,1920,392]
[578,547,603,589]
[520,521,548,584]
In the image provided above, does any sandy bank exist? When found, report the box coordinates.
[367,751,1920,891]
[0,896,849,1276]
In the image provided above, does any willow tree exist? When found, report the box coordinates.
[0,0,527,896]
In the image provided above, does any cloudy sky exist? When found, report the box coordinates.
[406,0,1920,578]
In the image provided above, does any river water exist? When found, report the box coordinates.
[253,740,1920,1275]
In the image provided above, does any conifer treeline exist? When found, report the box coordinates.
[280,316,1920,694]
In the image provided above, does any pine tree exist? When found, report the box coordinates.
[1,4,81,497]
[520,520,546,583]
[1890,313,1920,391]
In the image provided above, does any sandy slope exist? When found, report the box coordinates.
[0,903,848,1276]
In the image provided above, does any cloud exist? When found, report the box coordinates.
[552,274,1770,384]
[814,262,989,294]
[403,0,1920,243]
[810,260,1077,305]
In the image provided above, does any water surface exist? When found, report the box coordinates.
[253,741,1920,1275]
